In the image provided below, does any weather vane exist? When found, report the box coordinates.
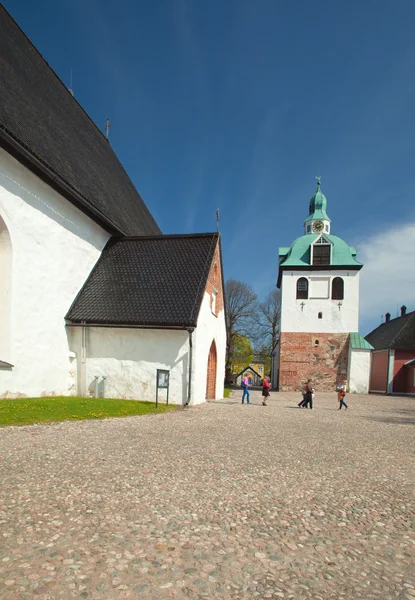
[315,175,321,186]
[216,209,220,232]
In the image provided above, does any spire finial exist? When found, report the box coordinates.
[315,175,321,188]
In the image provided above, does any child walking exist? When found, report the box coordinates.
[262,376,270,406]
[337,379,348,410]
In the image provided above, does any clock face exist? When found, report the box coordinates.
[312,220,324,232]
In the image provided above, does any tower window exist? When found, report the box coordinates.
[318,312,323,319]
[296,277,308,299]
[315,339,319,346]
[332,277,344,300]
[313,245,330,265]
[307,225,311,233]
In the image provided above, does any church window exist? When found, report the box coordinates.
[211,289,218,315]
[307,225,311,233]
[318,312,323,319]
[332,277,344,300]
[315,339,319,346]
[312,244,330,265]
[325,225,329,232]
[296,277,308,299]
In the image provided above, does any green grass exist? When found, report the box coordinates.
[224,386,232,398]
[0,397,177,427]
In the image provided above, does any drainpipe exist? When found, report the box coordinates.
[185,328,194,406]
[81,322,87,396]
[102,376,107,398]
[94,376,99,398]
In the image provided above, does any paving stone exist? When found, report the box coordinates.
[0,391,414,599]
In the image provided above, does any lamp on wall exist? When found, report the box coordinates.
[300,302,305,311]
[338,302,342,311]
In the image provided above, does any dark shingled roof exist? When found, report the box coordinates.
[66,234,220,327]
[0,5,160,237]
[365,311,415,350]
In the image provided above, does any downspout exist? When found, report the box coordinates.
[81,322,87,397]
[185,328,194,406]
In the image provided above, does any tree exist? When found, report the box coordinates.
[225,279,257,383]
[252,289,281,378]
[232,334,253,370]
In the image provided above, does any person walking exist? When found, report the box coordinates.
[337,379,348,410]
[262,375,271,406]
[241,374,251,404]
[298,382,307,407]
[304,379,313,409]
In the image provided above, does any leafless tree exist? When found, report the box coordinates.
[225,279,258,382]
[252,289,281,375]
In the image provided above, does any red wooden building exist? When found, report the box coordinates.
[365,306,415,395]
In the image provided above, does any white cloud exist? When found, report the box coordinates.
[358,222,415,334]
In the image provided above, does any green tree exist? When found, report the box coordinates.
[232,334,253,369]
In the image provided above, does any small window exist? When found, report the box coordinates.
[318,312,323,319]
[332,277,344,300]
[313,245,330,266]
[325,225,329,232]
[258,365,263,375]
[296,277,308,299]
[211,290,217,315]
[307,225,311,232]
[315,339,319,346]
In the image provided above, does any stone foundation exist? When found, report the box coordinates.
[279,332,349,392]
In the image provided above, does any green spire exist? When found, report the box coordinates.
[307,178,330,221]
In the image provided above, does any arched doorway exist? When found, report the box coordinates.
[206,340,217,399]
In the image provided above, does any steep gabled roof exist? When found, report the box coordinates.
[234,366,262,378]
[0,5,160,237]
[66,233,220,327]
[365,311,415,350]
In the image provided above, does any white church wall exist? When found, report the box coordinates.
[68,327,190,404]
[192,291,226,403]
[348,348,371,394]
[280,270,360,333]
[0,214,12,361]
[0,149,110,397]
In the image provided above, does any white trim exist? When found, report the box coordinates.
[387,349,395,394]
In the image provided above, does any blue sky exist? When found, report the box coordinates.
[5,0,415,334]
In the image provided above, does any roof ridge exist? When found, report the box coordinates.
[118,232,219,241]
[390,311,415,347]
[0,4,109,143]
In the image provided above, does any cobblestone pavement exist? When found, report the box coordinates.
[0,391,414,600]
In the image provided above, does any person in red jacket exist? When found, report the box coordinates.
[262,375,271,406]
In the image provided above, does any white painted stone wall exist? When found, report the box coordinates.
[348,348,371,393]
[0,149,110,397]
[68,326,190,404]
[280,269,360,333]
[192,290,226,403]
[67,290,226,405]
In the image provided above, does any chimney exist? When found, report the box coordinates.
[401,305,407,317]
[385,312,391,323]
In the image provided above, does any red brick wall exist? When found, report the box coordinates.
[279,332,349,391]
[393,349,415,393]
[369,350,388,392]
[204,241,223,316]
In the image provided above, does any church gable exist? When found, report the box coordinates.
[0,5,160,237]
[203,240,224,319]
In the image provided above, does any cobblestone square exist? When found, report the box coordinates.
[0,391,414,599]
